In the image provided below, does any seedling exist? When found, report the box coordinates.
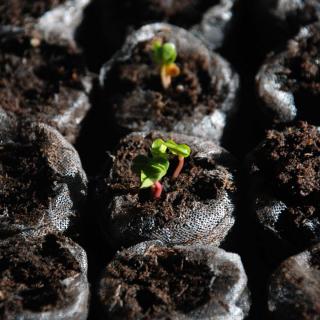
[151,39,180,89]
[132,138,191,198]
[132,154,169,199]
[152,139,191,178]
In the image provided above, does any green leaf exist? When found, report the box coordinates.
[140,172,154,189]
[165,140,191,158]
[151,41,177,66]
[133,155,169,189]
[162,43,177,65]
[151,138,167,157]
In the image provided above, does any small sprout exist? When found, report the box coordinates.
[164,139,191,178]
[151,40,180,89]
[132,138,191,199]
[151,139,191,178]
[151,138,168,157]
[132,154,169,199]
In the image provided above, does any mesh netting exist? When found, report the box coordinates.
[256,23,320,124]
[0,116,87,239]
[98,240,250,320]
[255,0,320,27]
[35,0,90,48]
[100,23,239,142]
[98,131,238,250]
[0,234,89,320]
[191,0,237,50]
[248,146,320,257]
[268,243,320,319]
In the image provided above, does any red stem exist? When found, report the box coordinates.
[173,156,184,179]
[152,181,163,199]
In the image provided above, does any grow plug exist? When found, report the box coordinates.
[132,152,169,199]
[152,138,191,178]
[151,40,180,89]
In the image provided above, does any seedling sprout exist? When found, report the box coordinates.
[151,40,180,89]
[132,138,191,199]
[153,139,191,178]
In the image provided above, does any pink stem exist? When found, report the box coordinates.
[173,156,184,179]
[152,181,163,199]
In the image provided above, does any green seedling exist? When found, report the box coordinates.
[132,154,169,199]
[151,138,191,178]
[151,39,180,89]
[132,138,191,199]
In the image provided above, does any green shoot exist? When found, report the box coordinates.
[132,154,169,198]
[132,138,191,198]
[151,40,180,89]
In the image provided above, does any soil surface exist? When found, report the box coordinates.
[104,35,221,132]
[253,122,320,246]
[0,234,80,317]
[279,24,320,124]
[101,132,235,231]
[99,245,238,319]
[0,122,63,235]
[0,0,65,27]
[0,33,86,137]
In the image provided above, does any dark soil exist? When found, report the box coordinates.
[0,33,86,133]
[101,132,235,229]
[0,0,65,27]
[253,122,320,246]
[279,24,320,124]
[99,246,236,319]
[0,122,61,232]
[104,36,220,133]
[0,234,80,317]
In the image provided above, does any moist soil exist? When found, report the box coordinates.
[278,24,320,124]
[0,234,80,316]
[104,36,221,133]
[0,0,65,27]
[99,246,236,319]
[0,122,62,234]
[101,132,235,230]
[253,122,320,246]
[0,33,86,132]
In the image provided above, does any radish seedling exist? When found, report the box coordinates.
[151,40,180,89]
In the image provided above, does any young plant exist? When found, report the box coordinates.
[151,138,191,178]
[132,154,169,199]
[151,39,180,89]
[132,138,191,199]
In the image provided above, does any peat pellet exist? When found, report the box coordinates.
[96,131,238,250]
[247,122,320,261]
[0,119,87,239]
[0,32,91,143]
[0,234,89,320]
[253,0,320,48]
[100,23,239,142]
[77,0,238,70]
[256,23,320,126]
[268,243,320,319]
[0,0,89,48]
[35,0,90,48]
[98,241,251,320]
